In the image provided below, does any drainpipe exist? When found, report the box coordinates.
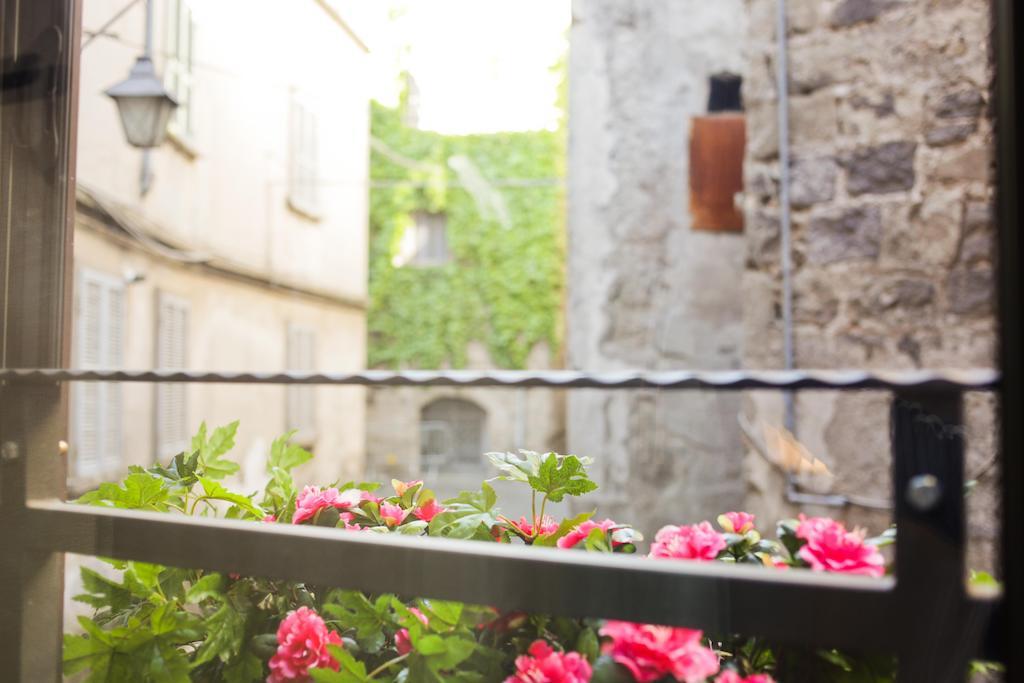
[140,0,154,196]
[774,0,854,508]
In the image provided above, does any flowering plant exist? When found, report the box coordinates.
[65,422,901,682]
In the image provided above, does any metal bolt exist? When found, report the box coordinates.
[906,474,942,511]
[58,440,69,456]
[1,441,19,463]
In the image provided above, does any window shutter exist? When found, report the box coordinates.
[166,0,195,136]
[72,271,124,477]
[156,293,190,459]
[285,324,316,440]
[689,113,746,232]
[288,100,320,216]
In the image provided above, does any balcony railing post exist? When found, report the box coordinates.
[892,390,981,681]
[0,0,80,679]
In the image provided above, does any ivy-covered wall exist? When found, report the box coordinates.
[367,100,564,370]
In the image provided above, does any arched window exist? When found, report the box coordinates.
[420,398,486,472]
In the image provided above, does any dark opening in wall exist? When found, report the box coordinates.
[708,72,743,113]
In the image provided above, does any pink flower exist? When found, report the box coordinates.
[510,515,559,538]
[649,522,727,561]
[395,628,413,655]
[267,607,342,682]
[394,607,429,655]
[263,515,277,523]
[292,486,360,525]
[718,512,756,534]
[379,502,409,527]
[600,621,719,683]
[557,519,620,549]
[392,479,423,497]
[414,498,445,522]
[795,515,885,578]
[505,640,593,683]
[715,671,776,683]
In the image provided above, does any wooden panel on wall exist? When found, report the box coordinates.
[689,114,746,232]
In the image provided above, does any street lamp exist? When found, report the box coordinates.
[105,55,178,148]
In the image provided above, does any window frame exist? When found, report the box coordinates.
[287,97,322,220]
[0,1,1019,681]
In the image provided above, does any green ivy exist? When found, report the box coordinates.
[367,99,564,369]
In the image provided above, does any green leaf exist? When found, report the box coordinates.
[77,472,170,511]
[310,645,369,682]
[269,430,314,472]
[194,602,246,665]
[414,634,447,656]
[185,572,225,604]
[323,591,390,653]
[197,476,265,518]
[419,599,462,628]
[526,453,598,502]
[74,568,134,613]
[222,651,265,683]
[196,421,242,480]
[428,483,499,540]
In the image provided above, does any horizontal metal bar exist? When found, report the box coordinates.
[0,367,1000,391]
[15,500,949,653]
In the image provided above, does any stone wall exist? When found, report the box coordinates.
[566,0,749,536]
[740,0,999,571]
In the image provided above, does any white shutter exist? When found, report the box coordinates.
[286,324,316,439]
[72,271,124,477]
[288,100,320,216]
[155,293,190,459]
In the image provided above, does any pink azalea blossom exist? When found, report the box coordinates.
[505,640,593,683]
[413,498,445,522]
[292,486,360,525]
[360,490,384,505]
[392,479,423,497]
[795,515,885,578]
[263,515,277,523]
[510,515,559,538]
[719,511,756,534]
[648,522,727,561]
[600,621,719,683]
[715,671,776,683]
[267,606,342,682]
[379,502,409,527]
[394,607,429,655]
[557,519,621,549]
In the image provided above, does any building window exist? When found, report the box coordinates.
[288,100,320,218]
[395,212,450,267]
[72,270,124,478]
[165,0,195,138]
[420,398,486,472]
[155,292,189,459]
[286,324,317,442]
[690,73,745,233]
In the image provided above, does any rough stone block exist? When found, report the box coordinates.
[790,156,838,208]
[930,143,991,184]
[946,268,994,315]
[843,141,917,196]
[806,205,882,264]
[933,89,985,120]
[746,209,780,268]
[790,91,839,147]
[830,0,897,27]
[925,122,978,147]
[747,101,779,160]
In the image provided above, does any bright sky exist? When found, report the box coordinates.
[339,0,571,134]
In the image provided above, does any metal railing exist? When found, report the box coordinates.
[0,1,1017,681]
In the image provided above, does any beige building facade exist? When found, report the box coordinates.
[70,0,371,491]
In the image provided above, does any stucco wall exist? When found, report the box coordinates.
[72,223,367,490]
[77,0,369,302]
[565,0,750,535]
[740,0,998,572]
